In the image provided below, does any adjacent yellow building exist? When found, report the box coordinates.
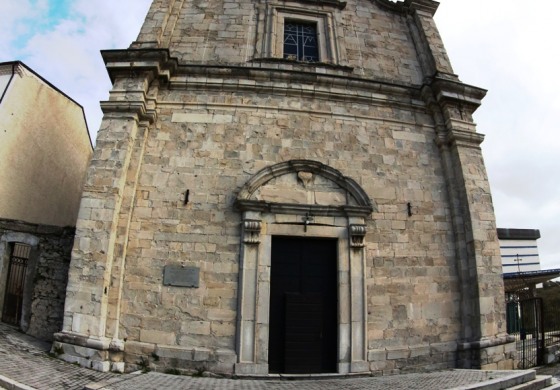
[0,61,92,339]
[0,61,92,227]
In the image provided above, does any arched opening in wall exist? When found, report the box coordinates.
[234,160,374,376]
[268,236,337,374]
[2,243,31,325]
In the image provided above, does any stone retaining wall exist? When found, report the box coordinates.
[0,218,74,340]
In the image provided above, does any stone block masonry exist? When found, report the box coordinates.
[55,0,515,375]
[0,218,74,341]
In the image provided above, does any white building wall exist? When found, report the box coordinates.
[498,230,541,275]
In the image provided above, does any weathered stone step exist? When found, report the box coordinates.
[453,371,535,389]
[506,375,552,390]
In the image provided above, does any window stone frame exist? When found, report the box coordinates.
[255,4,345,65]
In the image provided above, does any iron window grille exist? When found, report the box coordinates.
[283,21,319,62]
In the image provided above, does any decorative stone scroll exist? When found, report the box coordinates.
[349,224,367,248]
[243,220,262,244]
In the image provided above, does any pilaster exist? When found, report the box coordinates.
[132,0,175,49]
[405,0,456,81]
[348,222,368,372]
[54,50,165,372]
[235,215,266,375]
[422,77,514,368]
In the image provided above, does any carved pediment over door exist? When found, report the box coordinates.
[235,160,373,217]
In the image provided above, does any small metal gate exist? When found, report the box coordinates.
[2,243,31,325]
[514,298,545,368]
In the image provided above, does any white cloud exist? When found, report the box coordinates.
[0,0,37,55]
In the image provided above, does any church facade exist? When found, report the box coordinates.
[53,0,516,375]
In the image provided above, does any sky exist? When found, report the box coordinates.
[1,0,558,270]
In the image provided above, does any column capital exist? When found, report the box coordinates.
[349,224,367,248]
[436,129,486,150]
[423,76,487,113]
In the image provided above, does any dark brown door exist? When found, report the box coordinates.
[2,243,31,325]
[268,237,337,374]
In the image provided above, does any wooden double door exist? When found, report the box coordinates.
[268,237,338,374]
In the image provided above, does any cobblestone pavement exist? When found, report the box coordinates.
[0,322,539,390]
[94,370,519,390]
[0,323,117,389]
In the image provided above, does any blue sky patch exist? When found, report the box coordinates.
[11,0,73,52]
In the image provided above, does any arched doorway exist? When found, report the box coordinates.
[233,160,373,375]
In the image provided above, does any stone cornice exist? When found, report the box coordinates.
[436,129,485,150]
[101,49,178,85]
[372,0,439,16]
[371,0,402,12]
[172,64,417,95]
[170,64,425,111]
[291,0,347,9]
[100,49,428,110]
[100,101,157,124]
[100,49,173,123]
[236,200,373,218]
[404,0,439,16]
[428,76,487,111]
[250,57,354,72]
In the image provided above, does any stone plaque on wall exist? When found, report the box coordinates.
[163,265,200,288]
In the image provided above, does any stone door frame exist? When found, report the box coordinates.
[233,160,373,375]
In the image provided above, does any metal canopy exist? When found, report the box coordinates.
[503,269,560,293]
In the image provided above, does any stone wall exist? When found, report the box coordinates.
[114,87,458,366]
[134,0,430,84]
[0,219,74,341]
[56,0,514,374]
